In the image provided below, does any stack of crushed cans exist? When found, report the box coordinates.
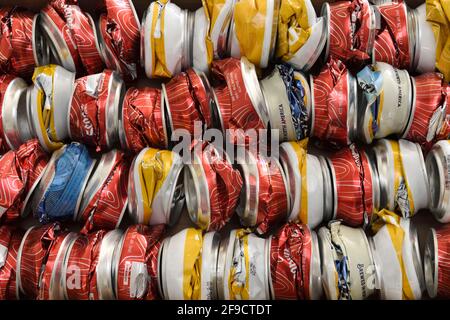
[0,0,450,300]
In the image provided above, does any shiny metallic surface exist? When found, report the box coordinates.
[96,229,123,300]
[424,228,438,298]
[320,2,331,63]
[32,14,50,67]
[347,73,359,143]
[106,71,125,149]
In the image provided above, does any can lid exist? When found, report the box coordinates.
[309,230,323,300]
[409,221,425,293]
[96,229,124,300]
[157,237,167,299]
[184,152,211,230]
[347,73,358,143]
[371,140,390,210]
[201,231,221,300]
[77,150,120,221]
[15,226,35,298]
[365,151,381,215]
[235,149,259,227]
[424,228,438,298]
[240,57,270,128]
[320,2,331,64]
[32,14,50,67]
[321,156,336,222]
[1,78,28,150]
[406,4,417,71]
[106,71,125,148]
[182,10,195,71]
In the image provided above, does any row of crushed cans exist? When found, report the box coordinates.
[0,0,448,82]
[0,55,449,155]
[1,216,450,300]
[2,132,450,242]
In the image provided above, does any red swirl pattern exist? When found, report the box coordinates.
[165,70,211,136]
[312,59,350,146]
[328,0,373,67]
[270,223,312,300]
[17,223,60,299]
[374,2,411,69]
[122,87,166,152]
[0,228,22,300]
[51,0,104,74]
[436,226,450,298]
[99,0,140,81]
[255,154,289,235]
[0,139,49,224]
[78,151,130,233]
[328,145,374,226]
[405,73,447,147]
[0,74,17,153]
[64,230,105,300]
[197,142,243,231]
[435,85,450,141]
[69,70,112,152]
[42,3,82,72]
[116,225,165,300]
[0,7,35,78]
[38,231,71,300]
[211,58,265,144]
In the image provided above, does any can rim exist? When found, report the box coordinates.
[60,232,81,300]
[112,230,127,297]
[15,226,35,299]
[157,237,167,299]
[235,150,260,227]
[371,140,391,210]
[409,221,425,293]
[106,71,125,148]
[49,232,78,300]
[211,87,225,132]
[32,14,50,66]
[424,228,438,298]
[319,155,334,223]
[2,78,28,150]
[365,150,381,215]
[347,73,358,144]
[201,231,221,300]
[400,75,416,138]
[161,84,174,148]
[309,229,323,300]
[325,156,338,221]
[127,150,143,224]
[96,229,123,300]
[309,74,316,137]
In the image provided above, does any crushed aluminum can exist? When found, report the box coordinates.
[326,144,380,227]
[200,231,221,300]
[115,225,165,300]
[0,227,22,300]
[318,221,375,300]
[373,1,415,70]
[211,57,269,138]
[426,140,450,223]
[29,142,97,223]
[128,147,185,226]
[357,62,413,144]
[16,223,61,299]
[259,66,312,143]
[227,0,279,69]
[141,1,194,78]
[94,229,124,300]
[369,212,424,300]
[40,2,81,73]
[411,3,437,73]
[279,141,329,229]
[235,148,290,235]
[119,87,168,153]
[0,8,49,78]
[424,226,450,299]
[163,69,213,146]
[192,7,210,74]
[63,230,105,300]
[0,139,49,223]
[69,70,125,152]
[402,73,447,147]
[157,228,204,300]
[97,0,140,81]
[217,229,271,300]
[321,0,376,68]
[371,139,429,218]
[29,65,75,152]
[185,141,242,231]
[269,223,322,300]
[310,59,358,146]
[77,149,130,233]
[0,75,29,152]
[38,232,79,300]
